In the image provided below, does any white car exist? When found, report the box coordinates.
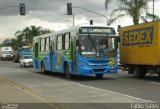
[20,55,33,67]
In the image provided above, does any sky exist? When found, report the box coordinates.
[0,0,160,43]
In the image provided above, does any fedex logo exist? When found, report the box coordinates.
[123,27,154,46]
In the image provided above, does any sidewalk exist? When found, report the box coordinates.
[0,76,42,103]
[0,76,56,109]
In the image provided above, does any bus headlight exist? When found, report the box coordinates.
[79,60,89,67]
[108,58,116,67]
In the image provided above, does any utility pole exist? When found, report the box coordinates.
[0,3,25,16]
[73,14,75,27]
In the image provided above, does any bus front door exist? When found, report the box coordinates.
[34,43,39,68]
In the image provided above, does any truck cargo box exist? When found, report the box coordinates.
[119,21,160,65]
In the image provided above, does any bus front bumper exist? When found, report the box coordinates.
[77,66,118,75]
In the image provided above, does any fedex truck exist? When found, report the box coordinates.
[119,21,160,78]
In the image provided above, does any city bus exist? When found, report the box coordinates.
[33,24,118,79]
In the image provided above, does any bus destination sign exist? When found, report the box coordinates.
[79,27,115,35]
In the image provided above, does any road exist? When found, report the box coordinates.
[0,61,160,109]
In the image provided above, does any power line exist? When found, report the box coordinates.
[0,6,18,10]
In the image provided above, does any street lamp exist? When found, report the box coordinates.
[67,3,110,26]
[72,6,109,25]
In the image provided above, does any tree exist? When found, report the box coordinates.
[105,0,159,25]
[14,30,25,47]
[27,26,42,47]
[14,26,52,48]
[11,39,17,49]
[2,39,11,46]
[1,26,52,50]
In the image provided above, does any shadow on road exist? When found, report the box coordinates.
[143,75,160,82]
[33,71,116,81]
[24,67,160,82]
[124,74,160,82]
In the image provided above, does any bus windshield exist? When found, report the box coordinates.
[78,35,117,58]
[23,56,32,59]
[20,48,31,52]
[3,51,12,54]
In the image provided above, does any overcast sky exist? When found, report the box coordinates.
[0,0,160,43]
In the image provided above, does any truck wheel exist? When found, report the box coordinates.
[158,73,160,78]
[133,67,145,78]
[95,74,103,79]
[128,66,134,74]
[23,63,26,68]
[64,64,72,79]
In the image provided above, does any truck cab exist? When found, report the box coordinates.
[0,47,13,61]
[13,47,32,62]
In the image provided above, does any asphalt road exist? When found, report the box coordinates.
[0,61,160,109]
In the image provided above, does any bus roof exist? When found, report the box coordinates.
[33,24,115,41]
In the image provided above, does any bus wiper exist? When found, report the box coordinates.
[87,35,97,51]
[87,35,99,57]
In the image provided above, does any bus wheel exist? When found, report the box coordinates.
[133,67,145,78]
[41,62,46,73]
[64,65,72,79]
[95,74,103,79]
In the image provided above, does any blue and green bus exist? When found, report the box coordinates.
[33,25,118,79]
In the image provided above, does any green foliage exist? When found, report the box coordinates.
[2,25,52,49]
[105,0,160,25]
[2,39,11,46]
[14,26,52,48]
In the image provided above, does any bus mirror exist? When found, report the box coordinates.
[115,37,120,49]
[51,50,54,55]
[76,40,80,46]
[117,37,120,42]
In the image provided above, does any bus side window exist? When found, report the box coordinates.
[49,41,52,50]
[50,40,54,50]
[40,38,45,52]
[64,33,70,50]
[45,37,50,51]
[56,34,63,51]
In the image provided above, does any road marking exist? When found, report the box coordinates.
[106,76,119,79]
[49,77,155,103]
[70,82,155,103]
[15,68,24,72]
[151,82,160,85]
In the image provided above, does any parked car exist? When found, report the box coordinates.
[20,55,33,67]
